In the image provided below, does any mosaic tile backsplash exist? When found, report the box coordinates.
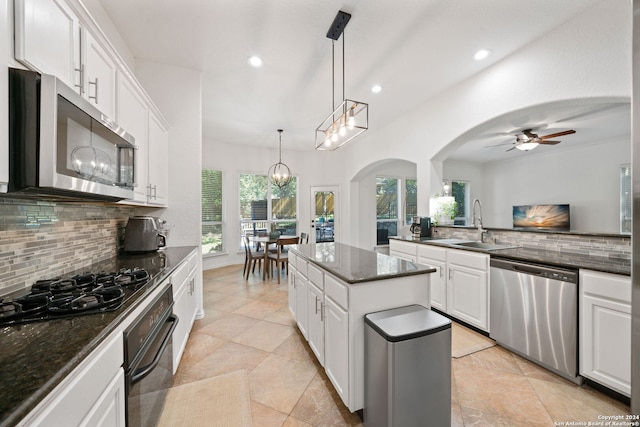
[0,197,135,295]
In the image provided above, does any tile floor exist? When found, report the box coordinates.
[171,264,631,426]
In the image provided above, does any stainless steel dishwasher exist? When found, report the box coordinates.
[490,258,580,383]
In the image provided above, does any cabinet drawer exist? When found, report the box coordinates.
[289,252,297,269]
[171,260,190,294]
[447,248,488,271]
[325,274,348,309]
[417,244,446,262]
[389,240,417,256]
[297,258,308,277]
[186,251,198,275]
[580,270,631,303]
[307,264,324,289]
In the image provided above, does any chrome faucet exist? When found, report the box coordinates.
[472,198,487,242]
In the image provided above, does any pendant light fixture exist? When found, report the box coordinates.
[268,129,292,188]
[315,11,368,151]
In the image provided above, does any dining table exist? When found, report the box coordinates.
[248,235,297,280]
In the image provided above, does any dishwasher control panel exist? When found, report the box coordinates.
[490,258,578,284]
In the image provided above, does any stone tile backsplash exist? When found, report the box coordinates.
[0,198,135,295]
[432,226,631,260]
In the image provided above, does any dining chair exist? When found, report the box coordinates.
[242,235,263,280]
[267,236,300,284]
[300,232,309,244]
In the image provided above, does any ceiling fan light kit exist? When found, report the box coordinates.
[315,11,369,151]
[489,128,576,152]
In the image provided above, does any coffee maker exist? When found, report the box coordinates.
[410,216,433,238]
[410,216,422,237]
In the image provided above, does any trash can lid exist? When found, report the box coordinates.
[364,305,451,342]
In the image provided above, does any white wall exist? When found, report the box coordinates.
[480,138,629,232]
[337,0,630,244]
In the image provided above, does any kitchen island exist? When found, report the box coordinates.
[287,242,436,412]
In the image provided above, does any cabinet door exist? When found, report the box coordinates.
[79,369,125,427]
[83,31,117,120]
[288,266,297,317]
[324,297,349,404]
[419,257,446,311]
[117,76,148,202]
[448,264,488,330]
[147,112,169,206]
[15,0,81,90]
[172,276,190,371]
[580,271,631,396]
[295,272,309,339]
[0,2,8,191]
[307,282,325,366]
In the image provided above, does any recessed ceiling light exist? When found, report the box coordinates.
[249,56,263,67]
[473,49,492,61]
[371,85,382,93]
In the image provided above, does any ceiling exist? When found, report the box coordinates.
[98,0,610,152]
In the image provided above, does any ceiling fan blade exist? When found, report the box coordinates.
[540,130,575,140]
[538,140,561,145]
[506,146,516,152]
[484,142,514,148]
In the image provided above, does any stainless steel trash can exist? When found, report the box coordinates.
[364,305,451,427]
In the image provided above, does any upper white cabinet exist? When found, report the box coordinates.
[13,0,169,206]
[117,75,148,203]
[82,30,117,119]
[14,0,80,90]
[579,270,631,396]
[147,111,169,206]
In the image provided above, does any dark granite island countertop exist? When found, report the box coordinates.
[290,242,436,283]
[0,246,197,427]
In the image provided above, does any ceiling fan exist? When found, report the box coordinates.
[487,129,576,152]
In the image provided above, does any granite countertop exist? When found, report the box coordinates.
[390,236,630,276]
[290,242,436,284]
[0,246,197,427]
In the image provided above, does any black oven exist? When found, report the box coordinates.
[123,284,178,427]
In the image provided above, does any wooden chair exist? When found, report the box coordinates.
[300,232,309,244]
[267,236,300,284]
[242,236,263,280]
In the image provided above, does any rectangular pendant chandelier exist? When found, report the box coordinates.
[315,11,368,151]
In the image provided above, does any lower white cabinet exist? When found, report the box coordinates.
[295,269,309,339]
[389,239,418,263]
[579,270,631,396]
[18,332,125,427]
[171,249,199,372]
[307,281,325,365]
[416,243,489,331]
[323,290,349,404]
[287,254,298,318]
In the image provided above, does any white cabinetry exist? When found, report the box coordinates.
[18,332,125,427]
[14,0,117,119]
[147,111,169,205]
[1,0,8,192]
[579,270,631,396]
[417,245,447,311]
[117,76,148,202]
[82,30,117,119]
[171,249,199,372]
[398,241,489,331]
[287,253,298,318]
[294,266,309,339]
[14,0,80,90]
[389,240,418,263]
[323,274,350,405]
[447,249,489,331]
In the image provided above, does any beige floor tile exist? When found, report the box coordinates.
[177,341,269,384]
[251,401,288,427]
[273,330,317,362]
[460,405,546,427]
[282,417,314,427]
[454,344,523,376]
[249,353,317,414]
[177,331,226,367]
[190,308,226,332]
[264,306,297,327]
[198,312,259,340]
[528,377,630,424]
[233,299,283,319]
[233,320,295,352]
[290,373,363,427]
[210,294,255,312]
[261,289,290,305]
[512,352,577,385]
[454,357,554,425]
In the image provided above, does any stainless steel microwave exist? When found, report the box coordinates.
[7,68,135,201]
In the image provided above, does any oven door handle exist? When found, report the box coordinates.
[131,314,179,385]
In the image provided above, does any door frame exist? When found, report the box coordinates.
[310,185,339,244]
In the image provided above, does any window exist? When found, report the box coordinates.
[239,173,297,247]
[202,169,223,255]
[452,180,470,225]
[621,164,631,234]
[376,177,417,244]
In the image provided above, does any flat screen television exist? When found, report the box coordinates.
[512,204,570,231]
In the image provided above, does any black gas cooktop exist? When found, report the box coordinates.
[0,268,151,325]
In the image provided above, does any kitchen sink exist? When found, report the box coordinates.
[449,241,520,251]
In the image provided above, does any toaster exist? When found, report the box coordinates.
[123,216,167,253]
